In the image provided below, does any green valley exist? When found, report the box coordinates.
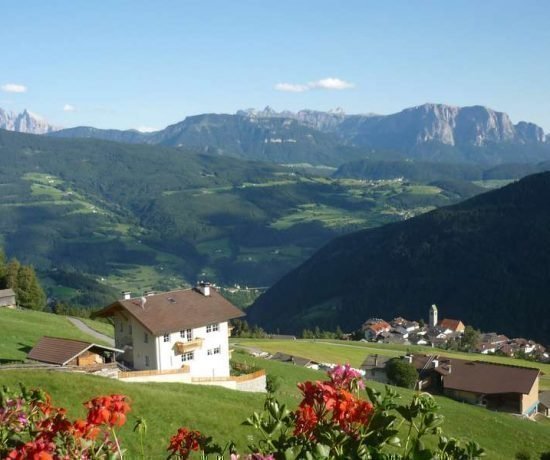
[0,130,483,308]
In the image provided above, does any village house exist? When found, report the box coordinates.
[361,354,391,384]
[438,318,465,334]
[391,317,420,332]
[408,354,540,416]
[93,283,245,378]
[475,333,509,354]
[0,288,16,308]
[362,318,391,341]
[28,336,121,369]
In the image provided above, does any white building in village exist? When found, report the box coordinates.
[93,283,245,378]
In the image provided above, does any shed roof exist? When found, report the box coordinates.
[27,336,122,366]
[93,288,245,335]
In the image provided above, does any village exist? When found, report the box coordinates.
[360,304,548,363]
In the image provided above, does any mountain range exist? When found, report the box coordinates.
[44,103,550,166]
[0,108,59,134]
[1,103,548,166]
[247,171,550,344]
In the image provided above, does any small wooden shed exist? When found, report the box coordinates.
[28,336,122,367]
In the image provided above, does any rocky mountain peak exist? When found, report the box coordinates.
[0,107,59,134]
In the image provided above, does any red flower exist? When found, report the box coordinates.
[7,438,55,460]
[84,394,130,427]
[167,427,204,459]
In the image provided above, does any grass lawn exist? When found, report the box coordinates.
[234,338,550,376]
[0,309,113,362]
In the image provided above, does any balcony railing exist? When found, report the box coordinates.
[174,338,204,354]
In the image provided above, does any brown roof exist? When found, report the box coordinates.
[438,319,465,331]
[93,288,245,335]
[411,354,539,395]
[27,336,122,366]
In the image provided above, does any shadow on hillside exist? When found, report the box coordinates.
[17,343,32,354]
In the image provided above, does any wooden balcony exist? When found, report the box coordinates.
[174,338,204,354]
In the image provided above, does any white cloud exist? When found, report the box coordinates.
[274,82,309,93]
[1,83,27,93]
[63,104,76,112]
[274,77,354,93]
[309,78,354,90]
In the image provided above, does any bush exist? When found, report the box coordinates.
[386,357,418,389]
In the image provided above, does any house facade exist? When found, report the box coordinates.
[94,283,245,378]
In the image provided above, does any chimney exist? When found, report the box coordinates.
[432,359,439,368]
[404,354,413,364]
[374,354,378,367]
[140,296,147,309]
[122,291,131,300]
[447,364,452,374]
[197,281,211,297]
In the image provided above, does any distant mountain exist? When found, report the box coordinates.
[0,108,59,134]
[243,104,550,164]
[247,172,550,343]
[52,114,367,166]
[50,103,549,165]
[49,126,151,144]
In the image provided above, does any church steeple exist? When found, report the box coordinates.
[429,304,438,328]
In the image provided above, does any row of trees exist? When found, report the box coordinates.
[0,249,46,310]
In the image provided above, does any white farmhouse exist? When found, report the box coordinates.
[93,283,245,378]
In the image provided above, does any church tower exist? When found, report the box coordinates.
[429,304,438,328]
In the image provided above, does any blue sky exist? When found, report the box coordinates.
[2,0,549,131]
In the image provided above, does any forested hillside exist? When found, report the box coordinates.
[0,129,477,308]
[248,172,550,343]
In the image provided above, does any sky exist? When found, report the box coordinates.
[1,0,549,131]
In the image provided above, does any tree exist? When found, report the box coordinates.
[15,265,46,311]
[460,325,481,352]
[0,248,6,284]
[385,358,418,389]
[4,259,21,290]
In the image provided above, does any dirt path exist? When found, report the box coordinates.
[68,317,114,346]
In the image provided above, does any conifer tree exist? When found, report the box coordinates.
[4,259,21,291]
[16,265,46,311]
[0,248,6,286]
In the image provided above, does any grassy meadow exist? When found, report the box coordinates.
[0,309,113,362]
[234,338,550,390]
[1,351,549,458]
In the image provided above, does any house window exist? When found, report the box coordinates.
[163,333,170,343]
[180,329,192,341]
[144,332,149,343]
[207,346,221,356]
[206,323,219,333]
[181,351,194,362]
[145,355,150,367]
[128,324,132,334]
